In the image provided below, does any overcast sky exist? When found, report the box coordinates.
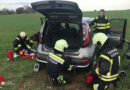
[0,0,130,11]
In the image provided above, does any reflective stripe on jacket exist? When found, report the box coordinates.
[48,52,72,71]
[90,16,110,34]
[95,48,120,82]
[49,52,65,64]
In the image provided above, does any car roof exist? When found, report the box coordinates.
[82,17,95,24]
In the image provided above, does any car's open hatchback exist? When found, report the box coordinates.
[32,0,83,51]
[31,0,82,23]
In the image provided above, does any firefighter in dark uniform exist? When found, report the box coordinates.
[87,33,120,90]
[46,39,72,86]
[13,32,33,53]
[90,9,111,37]
[30,32,40,44]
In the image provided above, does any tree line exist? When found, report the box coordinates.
[0,6,36,15]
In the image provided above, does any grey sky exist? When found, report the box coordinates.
[0,0,130,11]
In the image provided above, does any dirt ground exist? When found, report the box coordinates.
[17,65,91,90]
[44,70,91,90]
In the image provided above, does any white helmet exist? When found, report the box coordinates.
[20,32,26,38]
[54,39,69,52]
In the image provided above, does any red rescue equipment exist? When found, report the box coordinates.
[8,49,13,61]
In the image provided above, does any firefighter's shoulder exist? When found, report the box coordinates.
[105,16,108,20]
[96,16,99,19]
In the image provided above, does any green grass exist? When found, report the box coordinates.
[0,10,130,90]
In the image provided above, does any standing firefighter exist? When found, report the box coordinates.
[90,9,111,37]
[46,39,72,86]
[13,32,33,53]
[86,33,120,90]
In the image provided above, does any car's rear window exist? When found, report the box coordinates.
[61,23,80,30]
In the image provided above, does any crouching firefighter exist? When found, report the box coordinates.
[13,32,33,53]
[46,39,72,86]
[86,33,120,90]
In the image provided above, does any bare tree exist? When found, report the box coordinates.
[16,7,25,14]
[24,5,33,13]
[0,6,36,15]
[2,8,9,15]
[9,10,16,14]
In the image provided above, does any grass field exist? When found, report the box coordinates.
[0,10,130,90]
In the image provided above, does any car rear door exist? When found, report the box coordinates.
[31,0,82,23]
[110,19,127,49]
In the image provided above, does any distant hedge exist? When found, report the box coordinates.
[0,5,36,15]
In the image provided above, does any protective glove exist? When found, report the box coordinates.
[24,50,28,55]
[71,65,77,70]
[68,65,76,71]
[107,34,110,37]
[68,65,72,71]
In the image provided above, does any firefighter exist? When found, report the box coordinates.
[46,39,72,86]
[30,32,40,43]
[90,9,111,37]
[86,33,120,90]
[13,32,33,53]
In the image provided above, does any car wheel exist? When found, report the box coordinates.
[34,62,40,72]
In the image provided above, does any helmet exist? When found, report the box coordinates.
[20,32,26,38]
[54,39,69,52]
[92,33,108,48]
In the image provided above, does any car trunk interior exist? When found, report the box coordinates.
[43,22,82,51]
[32,0,83,50]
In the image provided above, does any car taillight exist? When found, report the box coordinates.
[83,29,86,41]
[82,60,88,65]
[82,25,90,47]
[39,33,43,43]
[39,24,45,43]
[36,54,39,58]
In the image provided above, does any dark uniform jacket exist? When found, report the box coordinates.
[30,32,40,43]
[13,35,33,52]
[46,52,71,74]
[95,40,120,82]
[90,16,110,34]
